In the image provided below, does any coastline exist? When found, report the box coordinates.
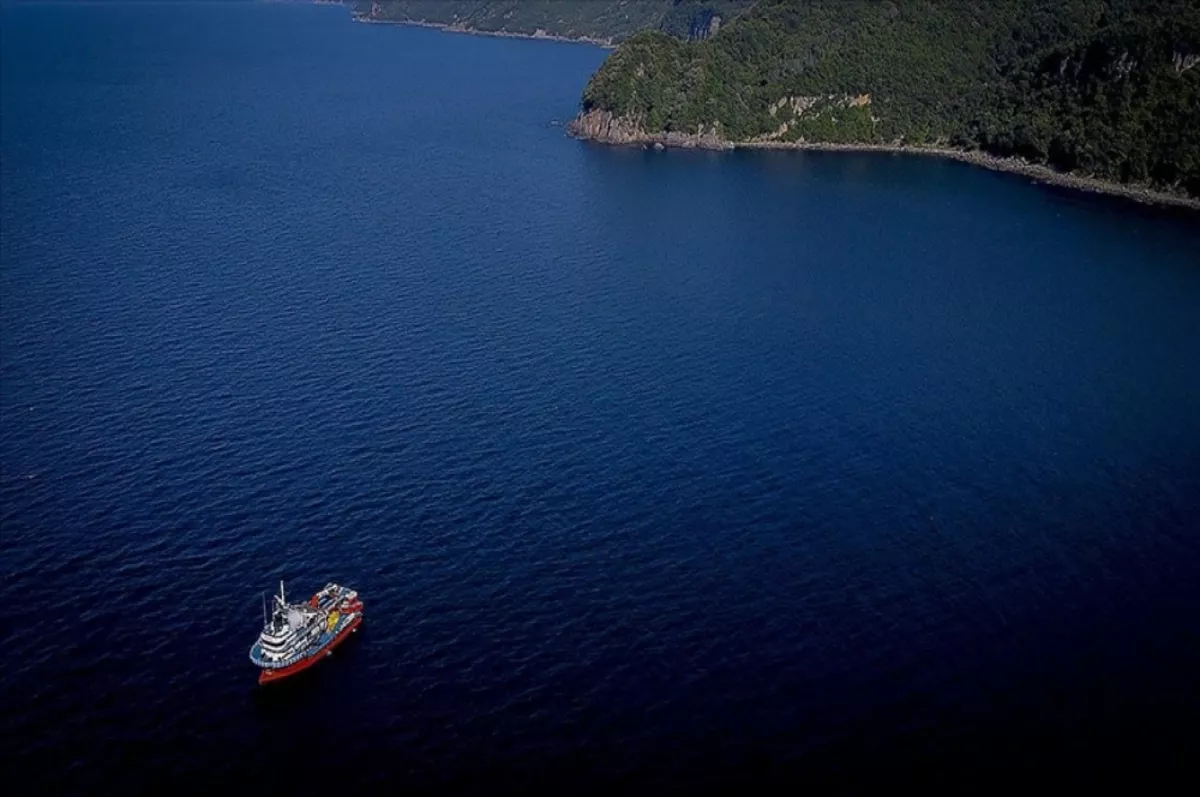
[743,141,1200,212]
[344,9,1195,212]
[351,14,616,48]
[567,112,1200,212]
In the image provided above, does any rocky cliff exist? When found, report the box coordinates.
[567,109,731,150]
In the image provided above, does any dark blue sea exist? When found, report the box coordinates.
[2,2,1199,792]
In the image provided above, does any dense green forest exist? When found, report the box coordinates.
[354,1,755,44]
[578,0,1200,196]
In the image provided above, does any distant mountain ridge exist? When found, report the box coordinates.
[352,1,756,45]
[569,0,1200,199]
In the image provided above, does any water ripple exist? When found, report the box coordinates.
[4,2,1200,793]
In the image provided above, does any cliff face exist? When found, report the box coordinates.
[568,94,876,149]
[574,0,1200,197]
[567,109,730,150]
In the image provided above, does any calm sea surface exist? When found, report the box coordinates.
[2,2,1199,792]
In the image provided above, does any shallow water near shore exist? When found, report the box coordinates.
[2,2,1199,792]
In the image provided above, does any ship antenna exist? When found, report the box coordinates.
[279,579,286,606]
[262,592,268,627]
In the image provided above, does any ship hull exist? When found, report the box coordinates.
[258,613,363,685]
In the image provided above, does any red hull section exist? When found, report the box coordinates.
[258,614,363,685]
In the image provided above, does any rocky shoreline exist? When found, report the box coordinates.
[352,13,616,48]
[568,110,1200,212]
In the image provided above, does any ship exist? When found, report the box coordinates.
[249,581,363,685]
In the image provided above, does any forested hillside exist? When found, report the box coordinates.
[575,0,1200,196]
[353,1,755,44]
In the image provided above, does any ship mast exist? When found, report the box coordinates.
[279,579,286,607]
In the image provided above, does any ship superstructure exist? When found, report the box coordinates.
[249,581,363,684]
